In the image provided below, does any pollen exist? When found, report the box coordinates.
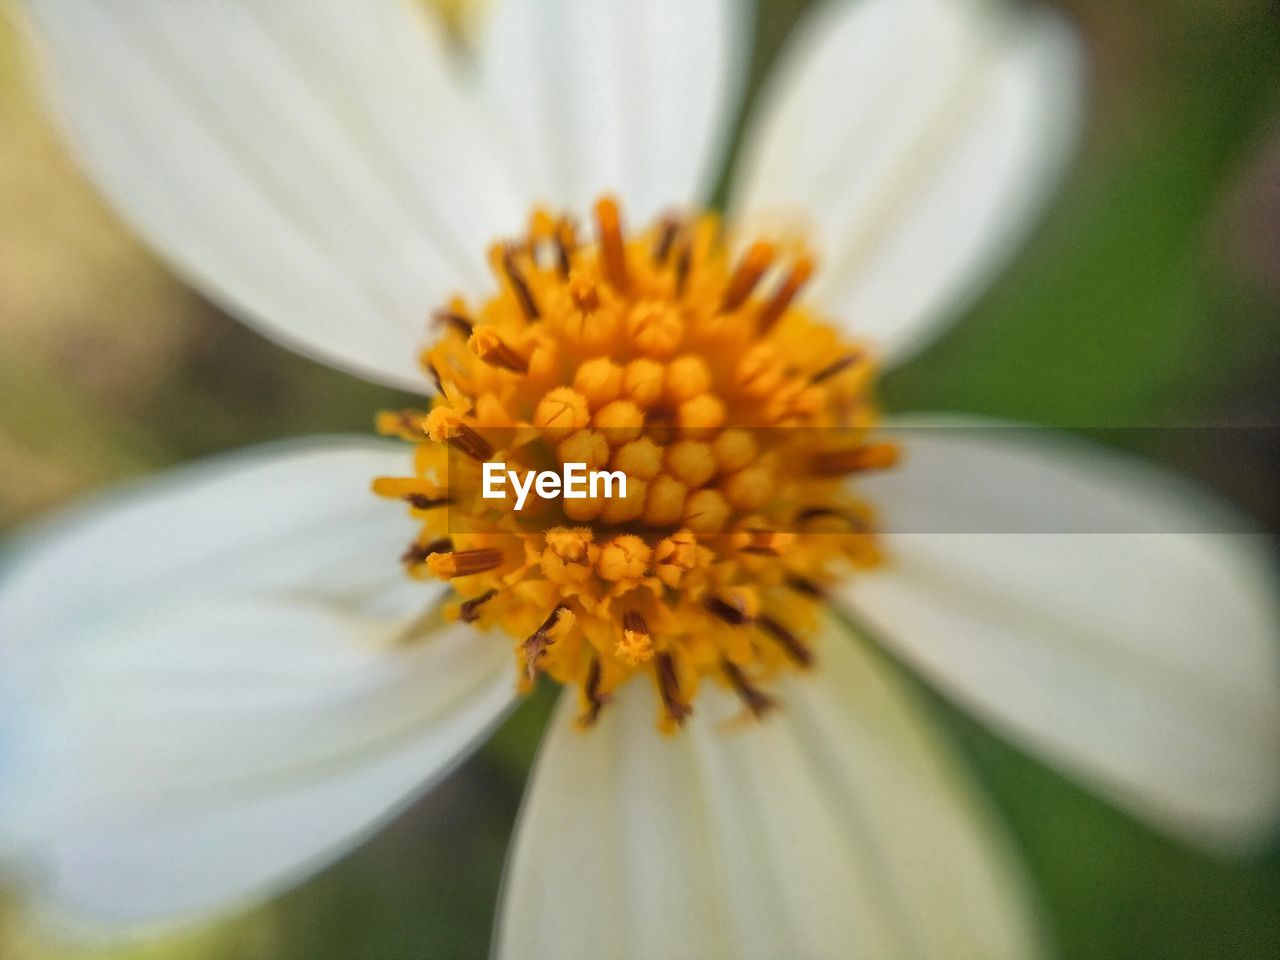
[376,198,894,731]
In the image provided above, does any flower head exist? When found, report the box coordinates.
[376,199,892,728]
[1,1,1276,958]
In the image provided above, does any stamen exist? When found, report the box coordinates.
[810,443,900,476]
[758,257,814,334]
[809,352,862,385]
[404,493,451,510]
[737,529,794,557]
[722,659,778,717]
[402,536,453,565]
[653,216,680,265]
[617,611,655,664]
[501,246,541,320]
[429,548,504,579]
[674,240,692,298]
[469,327,530,374]
[656,652,691,727]
[595,197,629,291]
[795,506,869,532]
[425,408,495,461]
[721,241,774,312]
[758,615,814,667]
[704,594,752,626]
[580,657,611,726]
[459,588,498,623]
[786,575,826,600]
[433,309,474,339]
[554,217,575,279]
[522,604,573,679]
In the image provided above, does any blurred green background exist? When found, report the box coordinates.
[1,0,1278,957]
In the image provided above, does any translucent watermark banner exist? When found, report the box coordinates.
[411,424,1277,535]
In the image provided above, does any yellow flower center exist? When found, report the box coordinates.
[374,198,896,731]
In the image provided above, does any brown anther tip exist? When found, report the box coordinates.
[553,217,575,279]
[432,309,474,339]
[722,659,778,718]
[674,242,693,298]
[501,245,541,320]
[404,493,451,511]
[470,328,530,374]
[522,604,571,679]
[758,257,814,334]
[656,653,692,727]
[704,595,752,626]
[653,216,681,265]
[431,548,503,579]
[785,576,827,600]
[809,352,862,385]
[721,241,775,312]
[758,615,814,668]
[580,658,612,726]
[459,588,499,623]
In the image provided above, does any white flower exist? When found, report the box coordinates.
[1,1,1277,957]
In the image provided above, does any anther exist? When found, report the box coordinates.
[704,594,752,626]
[522,604,573,679]
[618,611,655,664]
[810,443,900,476]
[554,217,576,279]
[580,657,611,726]
[469,327,530,374]
[425,408,495,461]
[656,652,692,727]
[795,506,869,532]
[738,530,793,556]
[595,197,629,291]
[721,241,774,312]
[428,548,504,579]
[674,241,693,298]
[722,659,778,717]
[653,216,680,265]
[501,246,541,320]
[758,256,814,334]
[459,588,499,623]
[404,493,451,510]
[758,615,814,668]
[809,352,862,385]
[432,309,474,339]
[402,536,453,565]
[786,575,826,600]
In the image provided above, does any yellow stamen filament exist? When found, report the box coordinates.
[374,198,895,730]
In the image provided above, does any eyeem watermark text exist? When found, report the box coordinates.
[482,462,626,511]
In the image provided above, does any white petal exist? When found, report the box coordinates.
[730,0,1084,362]
[845,418,1280,850]
[0,439,515,933]
[496,627,1042,959]
[477,0,752,226]
[17,0,526,390]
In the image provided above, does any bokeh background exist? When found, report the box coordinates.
[1,0,1278,957]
